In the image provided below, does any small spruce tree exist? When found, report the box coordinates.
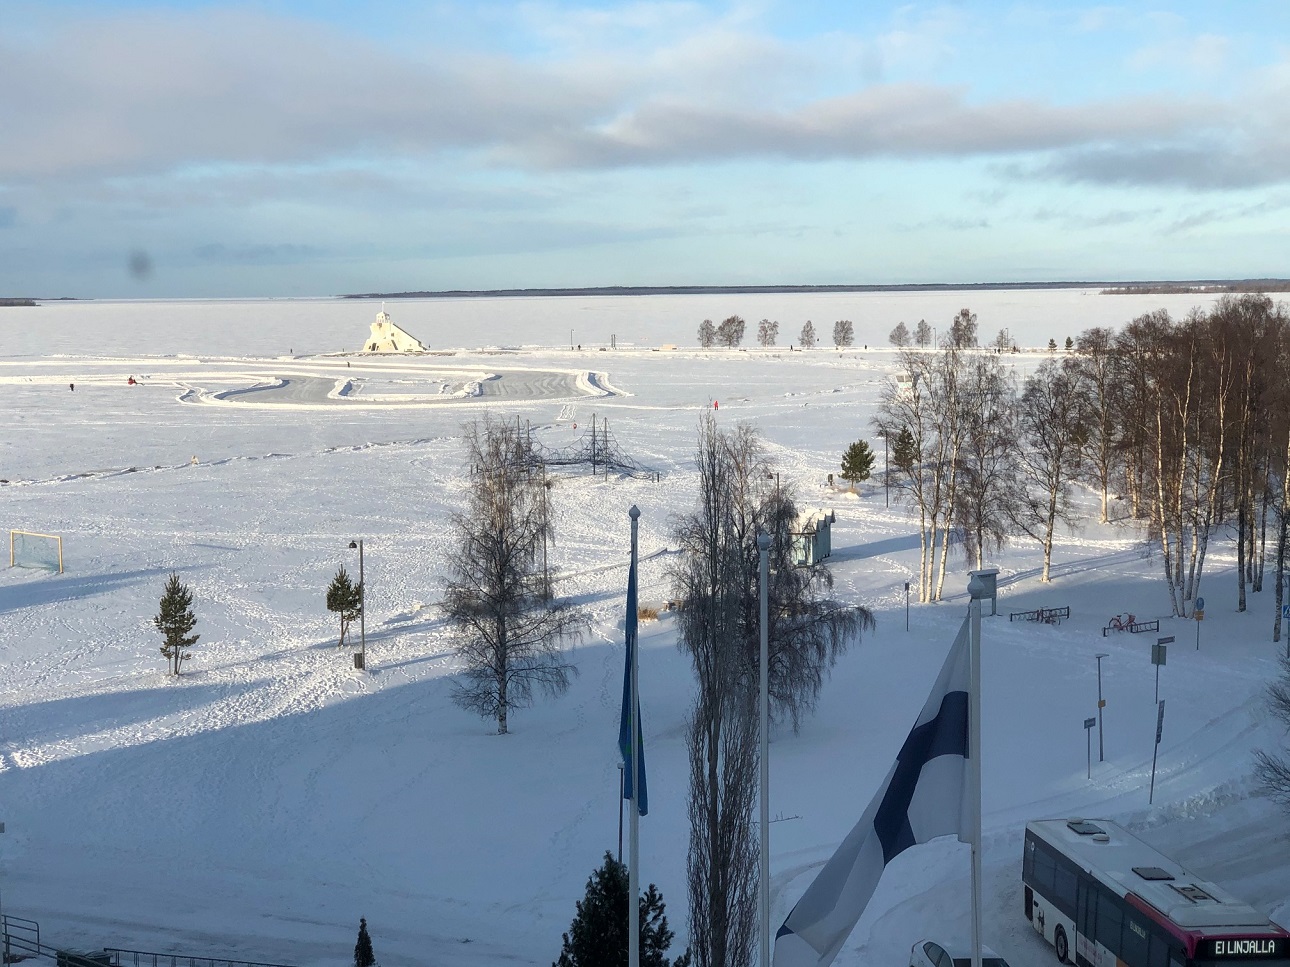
[354,917,375,967]
[840,440,876,491]
[554,852,691,967]
[890,426,917,474]
[326,567,363,648]
[154,572,199,676]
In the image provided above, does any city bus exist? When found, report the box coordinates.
[1023,819,1290,967]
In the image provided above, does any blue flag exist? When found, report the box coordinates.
[618,550,648,815]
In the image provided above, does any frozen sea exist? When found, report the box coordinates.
[1,288,1287,967]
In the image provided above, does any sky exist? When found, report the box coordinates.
[3,1,1290,298]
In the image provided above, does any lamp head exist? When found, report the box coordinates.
[349,541,358,549]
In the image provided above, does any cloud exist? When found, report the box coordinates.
[511,85,1216,168]
[1127,32,1231,73]
[0,4,1287,196]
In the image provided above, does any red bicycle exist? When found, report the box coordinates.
[1106,612,1136,632]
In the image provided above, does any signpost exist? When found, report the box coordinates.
[1149,700,1166,804]
[1084,717,1096,779]
[1152,637,1172,704]
[905,582,910,632]
[1195,596,1205,650]
[1095,653,1109,762]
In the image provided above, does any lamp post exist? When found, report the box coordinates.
[617,762,625,863]
[880,431,889,507]
[571,329,575,351]
[1095,652,1108,761]
[757,532,771,967]
[349,539,365,669]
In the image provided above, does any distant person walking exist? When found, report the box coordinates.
[69,382,74,391]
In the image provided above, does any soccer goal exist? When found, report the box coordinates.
[9,530,64,573]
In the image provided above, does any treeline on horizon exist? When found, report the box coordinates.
[341,280,1290,300]
[874,293,1290,643]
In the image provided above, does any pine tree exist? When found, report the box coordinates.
[890,426,917,473]
[354,917,375,967]
[554,852,690,967]
[154,572,199,676]
[326,567,363,648]
[840,440,876,491]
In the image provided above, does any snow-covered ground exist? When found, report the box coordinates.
[1,291,1287,967]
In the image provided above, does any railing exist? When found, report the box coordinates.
[2,915,109,967]
[104,950,298,967]
[1010,606,1069,625]
[1102,617,1160,636]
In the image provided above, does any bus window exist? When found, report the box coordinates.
[1145,933,1169,967]
[1078,880,1096,938]
[1054,865,1078,912]
[1121,917,1149,966]
[1096,896,1123,954]
[1033,845,1057,895]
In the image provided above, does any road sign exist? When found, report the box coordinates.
[1158,636,1175,645]
[1152,643,1167,665]
[1155,700,1166,744]
[1195,610,1204,620]
[1196,597,1205,610]
[1283,603,1290,620]
[1084,717,1096,729]
[1098,699,1106,708]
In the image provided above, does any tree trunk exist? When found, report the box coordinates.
[1238,501,1248,612]
[1257,484,1269,592]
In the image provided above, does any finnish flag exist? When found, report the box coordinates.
[773,617,972,967]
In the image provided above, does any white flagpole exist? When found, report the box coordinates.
[967,572,985,967]
[758,532,771,967]
[629,506,641,967]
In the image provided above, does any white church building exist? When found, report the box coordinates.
[363,307,426,353]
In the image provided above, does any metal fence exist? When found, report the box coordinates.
[105,950,298,967]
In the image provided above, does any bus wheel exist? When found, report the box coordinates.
[1054,925,1069,964]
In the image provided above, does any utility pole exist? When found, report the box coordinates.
[349,539,366,670]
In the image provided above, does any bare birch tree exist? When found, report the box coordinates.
[1012,359,1086,581]
[672,415,871,965]
[443,417,587,734]
[954,354,1018,570]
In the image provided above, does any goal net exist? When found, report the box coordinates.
[10,530,64,573]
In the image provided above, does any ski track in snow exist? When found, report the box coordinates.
[2,296,1290,967]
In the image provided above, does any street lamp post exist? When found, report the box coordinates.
[571,329,575,350]
[880,431,889,507]
[1095,652,1108,761]
[617,762,625,863]
[757,532,771,967]
[349,539,366,669]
